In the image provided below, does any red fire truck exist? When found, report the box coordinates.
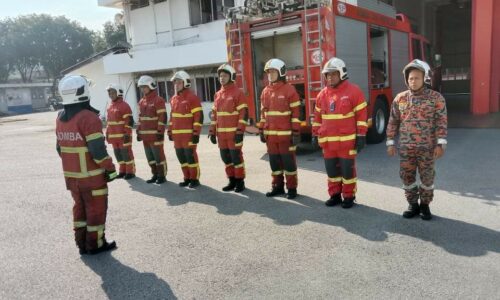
[225,0,432,143]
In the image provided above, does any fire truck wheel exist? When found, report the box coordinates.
[367,98,388,144]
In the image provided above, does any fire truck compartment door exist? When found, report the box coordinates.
[335,16,369,103]
[251,24,302,39]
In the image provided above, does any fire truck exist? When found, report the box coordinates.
[225,0,432,144]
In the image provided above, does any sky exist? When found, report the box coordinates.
[0,0,121,31]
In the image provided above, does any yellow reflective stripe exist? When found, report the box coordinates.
[357,121,368,127]
[172,129,193,134]
[193,122,202,127]
[263,130,292,135]
[225,163,234,167]
[315,106,321,112]
[235,142,243,147]
[156,109,166,113]
[328,176,342,182]
[91,188,108,196]
[74,221,87,228]
[238,120,247,125]
[235,163,244,168]
[188,163,199,168]
[312,122,321,127]
[85,132,103,142]
[289,101,300,108]
[172,113,193,118]
[210,121,217,125]
[266,111,291,116]
[217,111,239,116]
[87,224,105,248]
[349,149,357,155]
[64,168,105,178]
[125,125,133,129]
[153,141,164,146]
[122,114,132,118]
[354,102,367,112]
[94,156,110,164]
[181,163,189,167]
[236,103,248,110]
[139,130,157,134]
[148,160,156,165]
[125,160,135,165]
[158,122,166,126]
[342,177,357,184]
[291,118,301,123]
[107,121,125,125]
[60,146,88,154]
[318,134,356,143]
[284,171,297,175]
[108,134,124,138]
[217,127,237,132]
[191,107,203,113]
[140,116,158,121]
[272,171,283,175]
[322,112,355,120]
[260,118,266,123]
[123,142,132,146]
[288,146,297,151]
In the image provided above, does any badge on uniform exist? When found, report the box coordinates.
[329,101,335,112]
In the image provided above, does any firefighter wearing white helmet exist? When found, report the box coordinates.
[168,70,203,188]
[258,58,301,199]
[208,63,249,192]
[56,74,118,255]
[105,83,136,180]
[386,59,447,220]
[312,57,368,208]
[136,75,168,184]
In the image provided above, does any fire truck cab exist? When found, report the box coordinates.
[226,0,432,144]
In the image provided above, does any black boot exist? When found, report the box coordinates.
[156,176,166,184]
[124,174,136,180]
[420,203,432,220]
[178,179,190,187]
[222,177,236,191]
[79,248,87,255]
[286,188,297,199]
[325,194,342,207]
[188,179,200,188]
[266,186,285,197]
[341,197,355,209]
[146,175,158,184]
[403,203,420,218]
[88,240,117,255]
[234,179,245,193]
[116,172,126,179]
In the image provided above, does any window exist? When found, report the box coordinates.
[194,75,220,102]
[130,0,149,10]
[369,27,389,88]
[412,38,422,60]
[189,0,235,26]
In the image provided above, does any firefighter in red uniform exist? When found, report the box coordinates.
[105,84,136,179]
[312,57,368,208]
[168,70,203,188]
[208,63,248,192]
[258,58,301,199]
[136,75,168,184]
[55,75,117,255]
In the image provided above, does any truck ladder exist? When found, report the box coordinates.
[227,22,246,93]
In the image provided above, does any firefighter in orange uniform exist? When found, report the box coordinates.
[258,58,301,199]
[105,84,136,179]
[168,70,203,188]
[136,75,168,184]
[312,57,368,208]
[55,75,118,255]
[208,63,248,192]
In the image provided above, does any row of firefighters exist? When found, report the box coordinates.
[55,57,447,255]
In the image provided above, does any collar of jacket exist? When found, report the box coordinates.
[268,81,285,90]
[111,96,124,103]
[145,91,158,100]
[221,82,236,91]
[326,80,348,92]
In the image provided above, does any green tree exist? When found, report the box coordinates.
[0,21,14,82]
[102,21,126,48]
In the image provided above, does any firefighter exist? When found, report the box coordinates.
[55,75,118,255]
[105,84,136,179]
[208,63,248,192]
[258,58,301,199]
[136,75,168,184]
[386,59,447,220]
[312,57,368,208]
[167,70,203,188]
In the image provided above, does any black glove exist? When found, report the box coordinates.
[312,136,319,148]
[208,134,217,144]
[191,134,200,144]
[235,133,243,144]
[105,170,117,182]
[291,134,300,146]
[259,132,266,143]
[356,135,366,153]
[168,134,173,141]
[123,134,131,144]
[156,132,164,141]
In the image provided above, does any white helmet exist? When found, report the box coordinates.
[58,75,91,105]
[403,59,432,85]
[322,57,348,80]
[170,70,191,88]
[106,83,124,96]
[264,58,286,77]
[137,75,157,90]
[217,63,237,82]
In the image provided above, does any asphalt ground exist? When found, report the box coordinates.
[1,111,499,299]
